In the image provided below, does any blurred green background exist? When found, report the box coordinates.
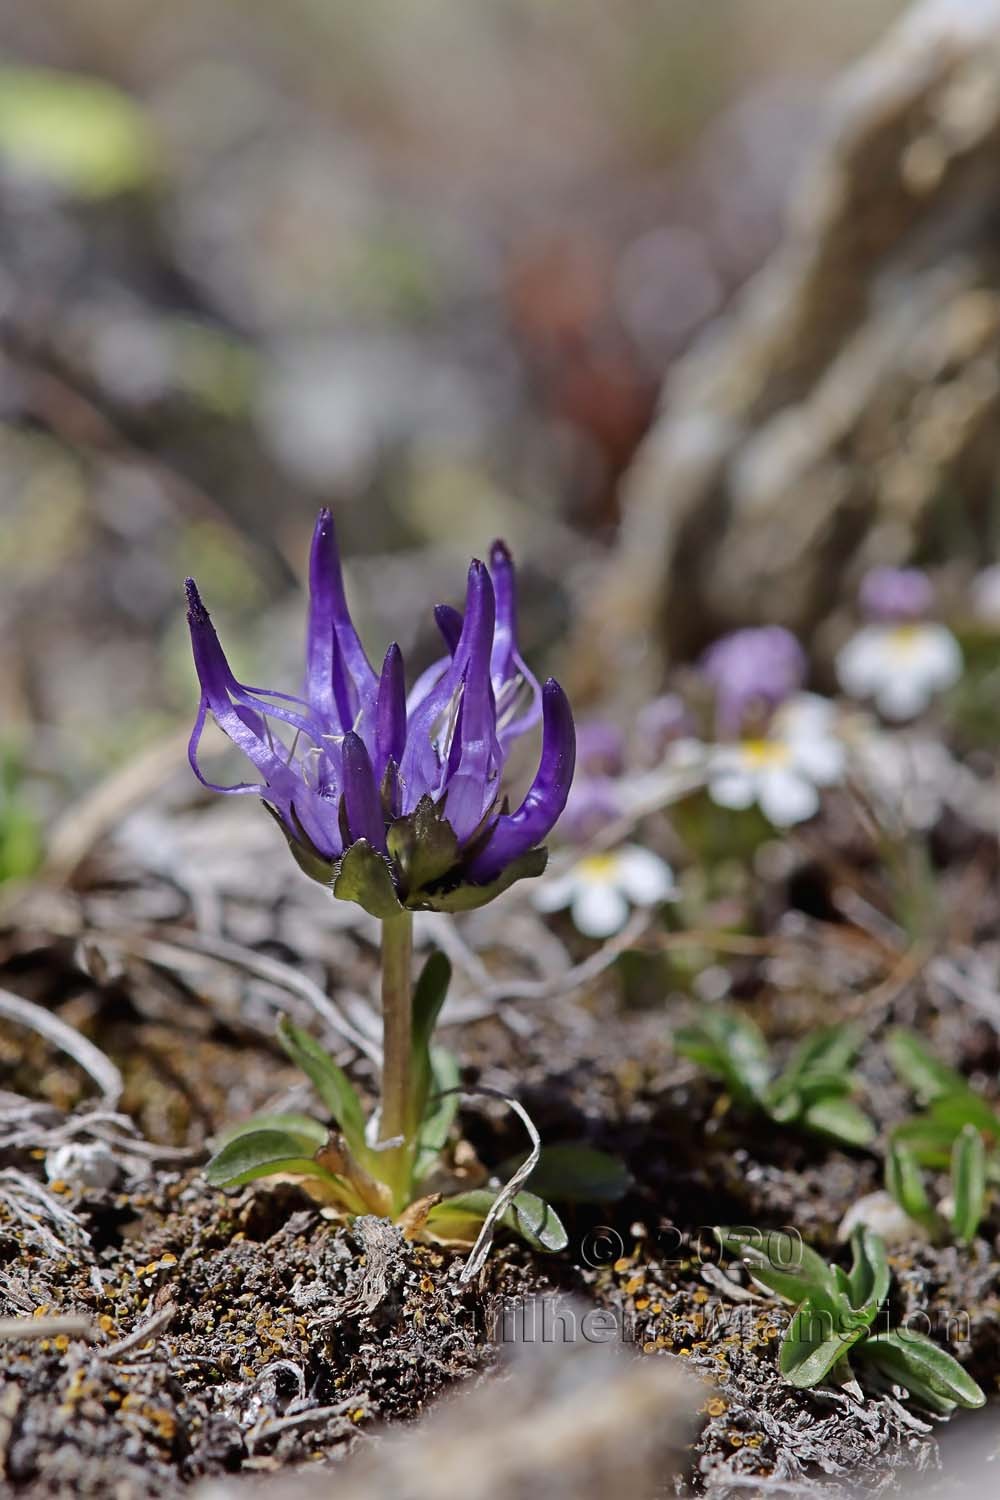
[0,0,904,850]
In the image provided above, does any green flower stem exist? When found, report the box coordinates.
[378,908,414,1207]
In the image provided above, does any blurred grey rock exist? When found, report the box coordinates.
[44,1141,121,1191]
[587,0,1000,687]
[194,1296,696,1500]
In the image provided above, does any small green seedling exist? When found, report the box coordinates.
[676,1009,875,1148]
[206,954,567,1254]
[716,1226,985,1413]
[886,1028,996,1244]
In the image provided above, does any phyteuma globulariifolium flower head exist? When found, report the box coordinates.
[185,509,575,917]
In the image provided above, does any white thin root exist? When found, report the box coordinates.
[0,988,123,1107]
[0,1315,95,1343]
[458,1087,542,1283]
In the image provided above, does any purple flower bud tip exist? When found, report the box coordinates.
[434,604,463,653]
[859,566,933,623]
[184,577,208,622]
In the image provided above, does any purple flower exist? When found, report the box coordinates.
[635,693,697,765]
[576,720,627,777]
[701,626,806,738]
[186,510,576,914]
[858,566,933,623]
[557,776,623,844]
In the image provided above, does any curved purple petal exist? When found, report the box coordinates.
[442,570,502,841]
[342,731,387,852]
[186,581,327,743]
[405,657,447,720]
[375,643,407,783]
[487,540,541,748]
[306,508,377,731]
[489,539,516,684]
[404,604,465,719]
[435,604,463,655]
[186,578,340,858]
[465,678,575,883]
[188,697,264,799]
[399,560,493,809]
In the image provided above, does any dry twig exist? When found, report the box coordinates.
[0,987,123,1106]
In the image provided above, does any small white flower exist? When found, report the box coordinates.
[706,693,844,827]
[533,843,676,938]
[836,623,962,720]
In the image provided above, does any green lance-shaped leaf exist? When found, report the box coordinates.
[215,1113,327,1151]
[677,1008,772,1106]
[886,1029,970,1105]
[715,1227,839,1305]
[504,1189,569,1252]
[408,950,453,1135]
[846,1227,890,1317]
[779,1294,868,1388]
[857,1330,985,1411]
[950,1124,987,1245]
[276,1017,369,1163]
[800,1095,877,1148]
[425,1188,568,1252]
[779,1024,864,1087]
[205,1128,345,1194]
[929,1091,1000,1141]
[413,1045,461,1184]
[885,1136,938,1234]
[498,1144,632,1204]
[892,1114,964,1169]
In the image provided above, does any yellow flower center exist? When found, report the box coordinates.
[886,624,921,656]
[741,738,792,768]
[577,852,619,882]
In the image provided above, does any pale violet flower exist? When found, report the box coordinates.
[557,775,623,843]
[700,626,807,737]
[836,566,962,721]
[635,693,697,766]
[533,843,676,938]
[707,694,844,826]
[575,720,627,777]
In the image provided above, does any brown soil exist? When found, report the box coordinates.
[2,787,999,1497]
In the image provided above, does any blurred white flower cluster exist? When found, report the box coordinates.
[533,565,972,939]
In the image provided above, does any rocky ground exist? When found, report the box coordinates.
[2,762,999,1498]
